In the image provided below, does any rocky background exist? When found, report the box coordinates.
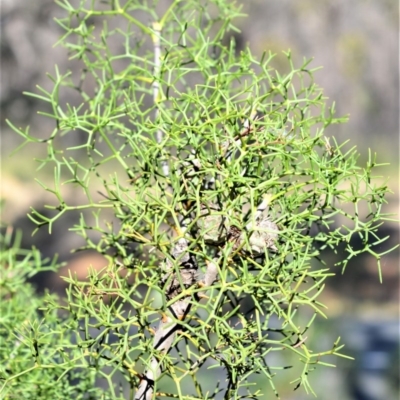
[1,1,399,399]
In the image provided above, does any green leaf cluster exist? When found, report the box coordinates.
[0,229,103,399]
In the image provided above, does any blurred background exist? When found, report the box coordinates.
[1,0,399,399]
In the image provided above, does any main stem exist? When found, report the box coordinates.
[134,22,208,400]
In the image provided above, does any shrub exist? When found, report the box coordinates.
[3,0,396,399]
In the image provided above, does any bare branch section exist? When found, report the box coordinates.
[134,226,197,400]
[134,224,219,400]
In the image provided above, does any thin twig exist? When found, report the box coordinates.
[152,21,169,177]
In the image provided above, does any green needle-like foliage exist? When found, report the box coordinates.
[3,0,397,399]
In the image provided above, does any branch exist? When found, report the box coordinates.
[152,21,169,178]
[134,229,220,400]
